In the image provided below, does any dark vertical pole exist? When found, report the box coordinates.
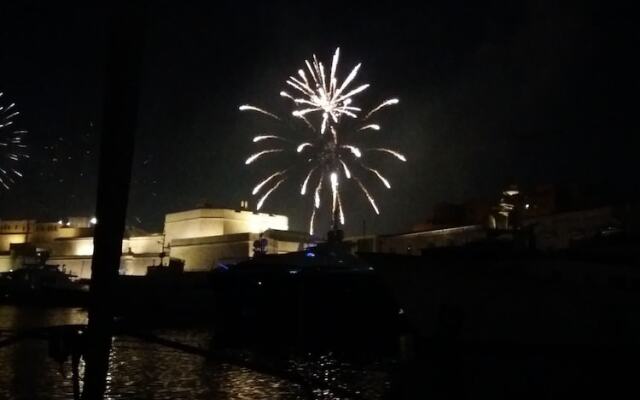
[82,3,145,399]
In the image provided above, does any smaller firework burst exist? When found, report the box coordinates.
[0,92,29,190]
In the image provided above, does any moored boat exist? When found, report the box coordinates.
[0,263,89,306]
[210,239,406,352]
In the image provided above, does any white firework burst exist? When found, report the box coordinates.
[240,48,405,235]
[0,92,29,190]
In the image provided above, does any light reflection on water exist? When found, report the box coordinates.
[0,306,390,399]
[104,335,304,400]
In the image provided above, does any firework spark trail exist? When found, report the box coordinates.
[359,124,380,131]
[245,149,284,165]
[354,177,380,215]
[253,135,287,143]
[0,92,28,190]
[309,207,317,236]
[337,193,345,225]
[296,142,313,153]
[242,48,405,234]
[300,167,316,195]
[298,114,316,132]
[330,170,345,226]
[363,165,391,189]
[313,174,324,209]
[256,178,286,210]
[364,98,399,120]
[330,126,338,144]
[339,160,352,179]
[280,91,295,101]
[367,148,407,162]
[342,145,362,158]
[239,105,281,120]
[252,170,286,195]
[281,91,318,132]
[330,172,339,220]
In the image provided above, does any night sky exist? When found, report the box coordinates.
[0,1,637,235]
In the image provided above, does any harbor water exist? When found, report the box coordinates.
[0,306,392,399]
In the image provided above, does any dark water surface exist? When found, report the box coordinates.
[0,306,390,399]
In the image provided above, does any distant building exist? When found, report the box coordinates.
[351,206,620,256]
[349,225,487,256]
[163,207,299,270]
[350,182,628,256]
[0,207,310,278]
[164,208,288,243]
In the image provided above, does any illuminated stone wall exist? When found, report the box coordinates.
[170,233,255,270]
[164,208,288,244]
[0,255,13,272]
[170,230,308,270]
[0,219,32,252]
[124,235,164,254]
[119,254,164,276]
[0,218,95,252]
[1,209,303,277]
[38,226,93,241]
[0,220,32,233]
[0,233,28,253]
[220,209,289,235]
[47,238,95,257]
